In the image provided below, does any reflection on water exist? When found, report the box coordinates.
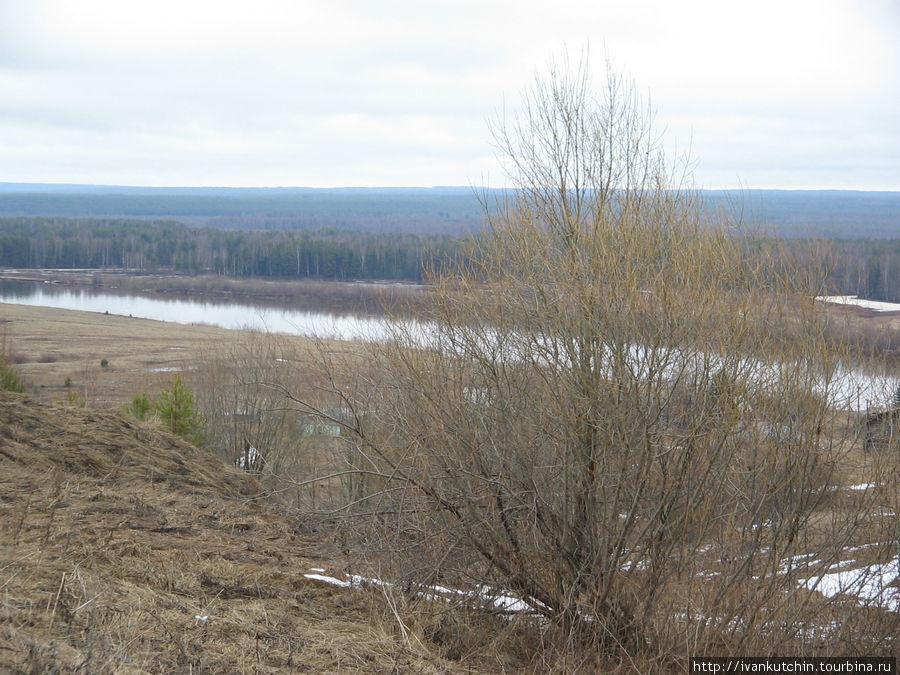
[2,281,893,409]
[0,280,389,340]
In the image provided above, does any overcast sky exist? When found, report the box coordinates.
[0,0,897,189]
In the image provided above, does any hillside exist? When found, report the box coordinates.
[0,391,452,673]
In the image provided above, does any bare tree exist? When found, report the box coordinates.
[304,55,900,665]
[194,333,302,476]
[196,55,897,666]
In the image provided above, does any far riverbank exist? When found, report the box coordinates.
[0,269,427,316]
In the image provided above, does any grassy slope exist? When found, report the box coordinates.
[0,391,453,673]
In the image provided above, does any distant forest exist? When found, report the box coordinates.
[1,185,898,237]
[0,186,897,300]
[824,238,900,303]
[0,186,487,234]
[0,218,462,282]
[0,217,898,302]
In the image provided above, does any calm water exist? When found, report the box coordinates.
[1,281,893,410]
[0,280,391,340]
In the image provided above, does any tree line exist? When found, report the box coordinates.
[0,188,486,234]
[0,217,897,301]
[0,218,462,282]
[825,237,900,303]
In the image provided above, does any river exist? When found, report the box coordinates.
[0,280,392,340]
[1,279,894,411]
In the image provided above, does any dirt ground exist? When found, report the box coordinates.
[0,390,459,673]
[0,300,484,672]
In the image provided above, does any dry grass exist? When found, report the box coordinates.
[2,291,899,668]
[0,302,324,410]
[0,390,461,673]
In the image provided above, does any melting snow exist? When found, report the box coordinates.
[304,547,900,623]
[818,296,900,313]
[303,569,544,615]
[304,573,353,588]
[803,558,900,612]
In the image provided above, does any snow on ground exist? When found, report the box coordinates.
[846,482,878,491]
[303,572,353,588]
[818,296,900,313]
[802,558,900,612]
[779,552,821,574]
[305,544,900,622]
[303,569,545,616]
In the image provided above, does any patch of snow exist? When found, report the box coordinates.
[818,296,900,313]
[779,552,820,574]
[802,557,900,612]
[303,568,546,616]
[488,593,537,613]
[621,559,650,572]
[846,482,878,491]
[426,584,466,597]
[348,574,391,588]
[842,543,880,555]
[828,559,857,571]
[750,519,774,531]
[303,573,353,588]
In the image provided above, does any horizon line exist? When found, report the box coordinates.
[0,181,898,193]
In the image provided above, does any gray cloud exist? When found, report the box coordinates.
[0,0,896,188]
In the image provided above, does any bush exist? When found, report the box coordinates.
[125,377,206,446]
[154,374,207,447]
[0,355,25,393]
[63,387,86,408]
[0,332,25,393]
[128,393,152,421]
[289,56,895,663]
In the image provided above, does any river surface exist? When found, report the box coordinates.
[2,280,895,410]
[0,280,392,340]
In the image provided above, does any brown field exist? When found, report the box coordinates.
[0,301,299,409]
[0,390,459,673]
[0,301,533,672]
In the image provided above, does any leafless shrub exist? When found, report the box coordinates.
[193,332,381,514]
[185,54,898,665]
[268,54,899,664]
